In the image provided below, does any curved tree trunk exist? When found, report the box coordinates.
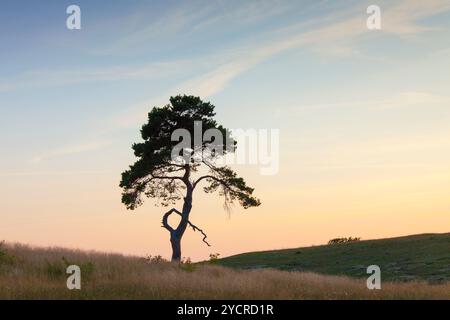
[169,185,193,262]
[170,233,182,262]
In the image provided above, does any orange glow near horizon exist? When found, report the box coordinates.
[1,147,449,261]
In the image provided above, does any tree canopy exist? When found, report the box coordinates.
[120,95,260,210]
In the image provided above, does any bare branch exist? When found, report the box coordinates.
[150,174,184,181]
[193,175,214,189]
[173,210,211,247]
[185,219,211,247]
[193,174,231,191]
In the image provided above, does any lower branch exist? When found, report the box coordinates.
[161,207,211,247]
[184,219,211,247]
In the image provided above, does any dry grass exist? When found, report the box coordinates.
[0,243,449,300]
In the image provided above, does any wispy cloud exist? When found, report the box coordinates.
[108,51,272,128]
[88,4,214,56]
[280,91,450,115]
[382,0,450,35]
[111,0,450,128]
[0,60,193,93]
[4,1,449,95]
[88,0,296,56]
[31,140,112,163]
[0,170,111,177]
[380,91,450,109]
[23,0,450,162]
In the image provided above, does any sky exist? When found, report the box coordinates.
[0,0,449,261]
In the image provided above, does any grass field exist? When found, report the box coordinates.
[217,233,450,283]
[0,234,449,300]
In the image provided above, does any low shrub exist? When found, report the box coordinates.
[0,241,15,267]
[208,253,220,264]
[328,237,361,245]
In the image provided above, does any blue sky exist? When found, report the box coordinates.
[1,0,449,170]
[1,0,450,259]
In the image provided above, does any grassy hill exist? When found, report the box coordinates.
[0,234,449,299]
[217,233,450,283]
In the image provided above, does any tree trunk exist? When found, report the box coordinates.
[170,186,193,262]
[170,233,182,262]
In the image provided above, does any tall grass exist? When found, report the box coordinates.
[0,243,449,300]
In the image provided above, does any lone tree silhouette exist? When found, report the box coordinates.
[120,95,261,261]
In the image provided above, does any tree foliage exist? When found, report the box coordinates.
[120,95,260,210]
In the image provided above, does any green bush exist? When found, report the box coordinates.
[328,237,361,245]
[45,260,65,279]
[45,257,95,280]
[208,253,220,264]
[0,241,15,268]
[179,257,196,272]
[62,256,95,279]
[81,261,95,279]
[144,255,168,264]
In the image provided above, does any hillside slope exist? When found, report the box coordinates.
[218,233,450,283]
[1,241,449,299]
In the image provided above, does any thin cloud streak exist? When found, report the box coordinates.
[3,1,449,95]
[31,140,113,163]
[26,0,450,163]
[0,170,112,177]
[88,0,296,56]
[0,60,194,93]
[281,91,450,114]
